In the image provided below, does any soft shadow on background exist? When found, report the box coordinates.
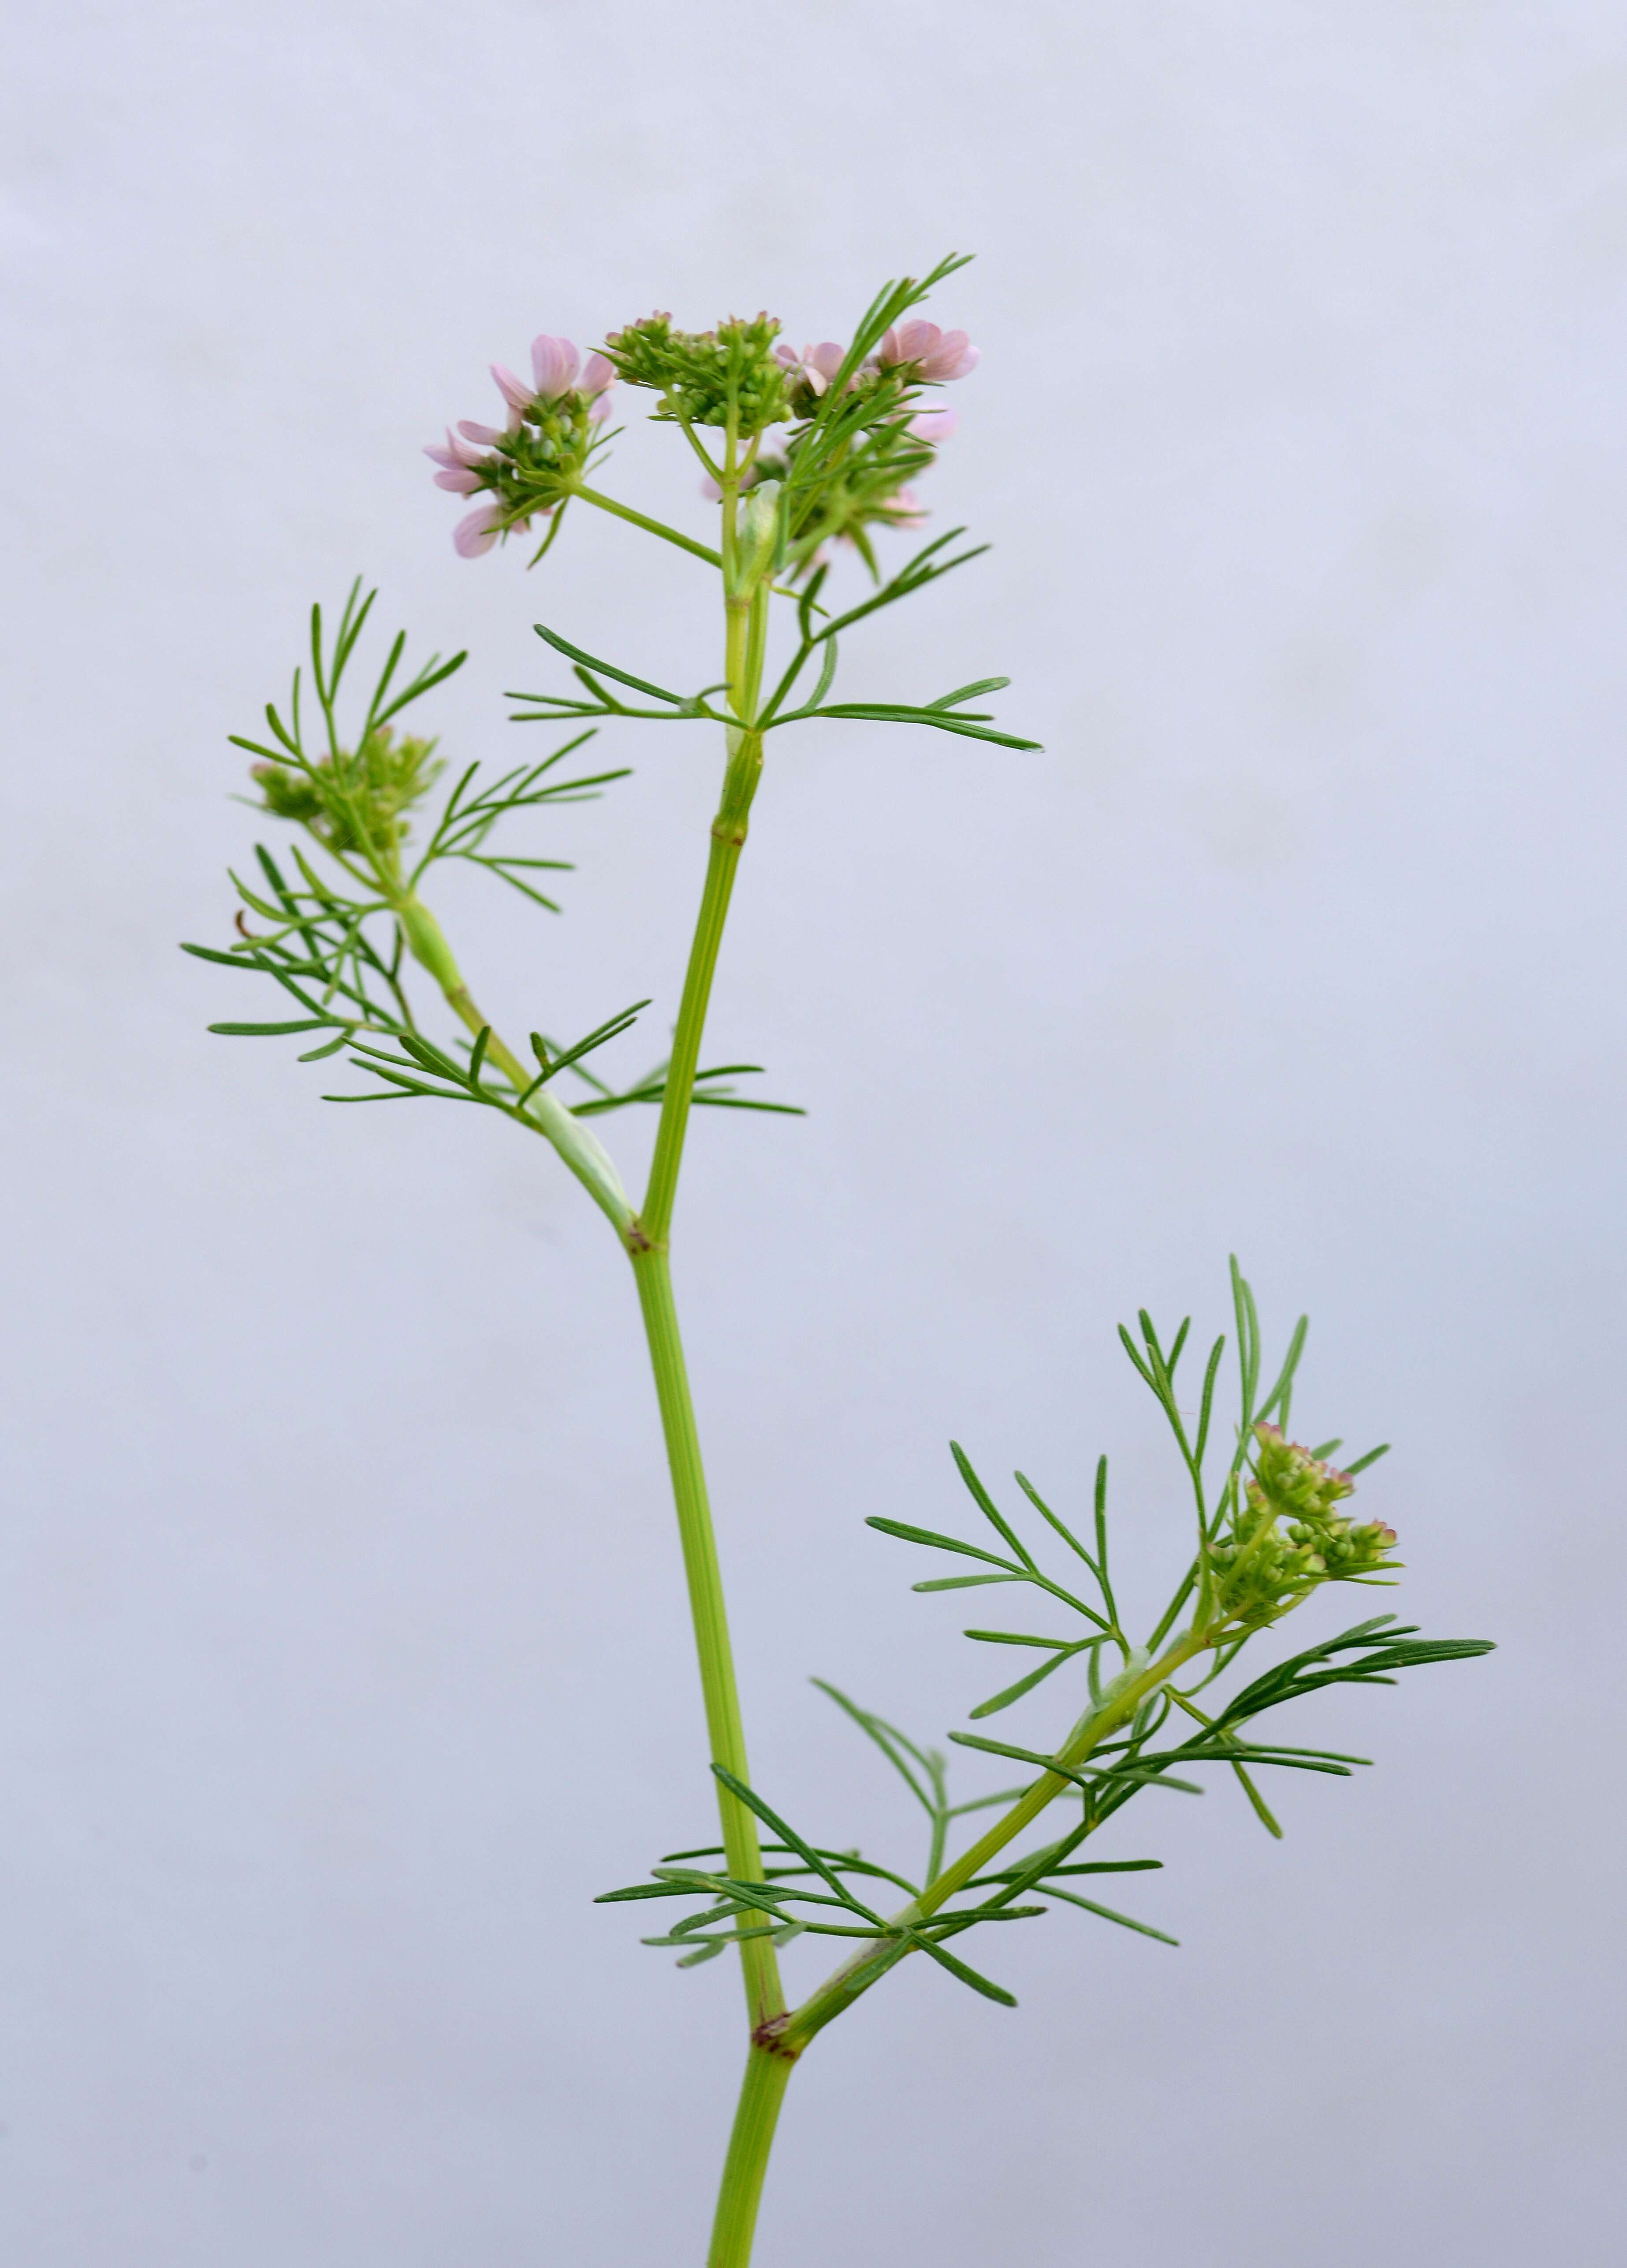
[4,4,1622,2262]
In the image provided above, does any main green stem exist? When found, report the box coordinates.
[706,2045,794,2268]
[629,1242,782,2032]
[383,475,786,2259]
[609,433,793,2264]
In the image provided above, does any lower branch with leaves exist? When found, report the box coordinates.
[190,257,1493,2268]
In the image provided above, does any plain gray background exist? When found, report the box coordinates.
[3,3,1621,2262]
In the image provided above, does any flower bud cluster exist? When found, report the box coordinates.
[426,335,617,557]
[1208,1423,1400,1629]
[252,727,442,862]
[602,311,791,433]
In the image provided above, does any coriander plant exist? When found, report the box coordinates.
[189,254,1492,2265]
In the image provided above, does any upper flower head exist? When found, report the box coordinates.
[432,325,617,558]
[878,319,979,383]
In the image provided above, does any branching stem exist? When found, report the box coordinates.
[573,482,723,569]
[779,1626,1210,2052]
[392,892,634,1234]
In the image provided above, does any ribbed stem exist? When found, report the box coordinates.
[630,1247,784,2030]
[638,780,754,1246]
[707,2045,796,2268]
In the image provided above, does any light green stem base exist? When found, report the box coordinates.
[707,2045,796,2268]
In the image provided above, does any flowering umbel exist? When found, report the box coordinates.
[424,333,617,556]
[1208,1422,1401,1629]
[431,289,979,574]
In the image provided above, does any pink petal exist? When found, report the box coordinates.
[423,441,460,471]
[454,502,503,558]
[458,419,505,445]
[587,390,614,424]
[580,352,615,397]
[434,465,484,493]
[491,362,532,413]
[880,318,939,368]
[530,335,581,398]
[809,341,845,381]
[919,330,976,381]
[774,342,800,370]
[909,405,958,443]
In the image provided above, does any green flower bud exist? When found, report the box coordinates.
[1210,1424,1400,1631]
[1249,1423,1356,1526]
[252,762,323,826]
[603,311,791,434]
[249,729,443,863]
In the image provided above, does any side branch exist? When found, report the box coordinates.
[778,1627,1209,2051]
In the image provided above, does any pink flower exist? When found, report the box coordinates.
[454,501,506,558]
[488,341,614,423]
[490,362,533,414]
[909,405,958,444]
[424,426,490,494]
[775,339,847,395]
[451,502,544,559]
[530,335,582,398]
[878,319,979,383]
[581,351,616,423]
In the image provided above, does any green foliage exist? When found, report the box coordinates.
[510,528,1039,754]
[193,259,1489,2264]
[190,586,800,1127]
[602,1266,1493,2018]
